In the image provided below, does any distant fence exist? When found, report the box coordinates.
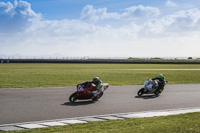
[1,59,200,64]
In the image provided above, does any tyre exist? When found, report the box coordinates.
[92,92,103,101]
[69,92,78,102]
[154,90,160,97]
[137,88,144,96]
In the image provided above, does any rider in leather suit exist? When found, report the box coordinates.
[77,77,102,98]
[152,74,166,92]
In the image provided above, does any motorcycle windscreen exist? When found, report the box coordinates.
[146,84,154,92]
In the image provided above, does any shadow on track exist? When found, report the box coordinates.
[62,100,95,106]
[135,95,159,99]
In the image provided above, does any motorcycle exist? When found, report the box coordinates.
[137,79,168,97]
[69,82,109,102]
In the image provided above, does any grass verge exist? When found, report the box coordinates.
[2,112,200,133]
[1,63,200,88]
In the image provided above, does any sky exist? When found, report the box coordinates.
[0,0,200,58]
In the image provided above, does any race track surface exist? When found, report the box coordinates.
[0,84,200,125]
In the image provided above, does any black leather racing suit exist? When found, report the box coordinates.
[152,77,165,90]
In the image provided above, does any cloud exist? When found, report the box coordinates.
[122,5,160,19]
[0,0,41,33]
[165,0,177,7]
[140,8,200,37]
[1,1,200,58]
[80,5,120,22]
[80,5,160,23]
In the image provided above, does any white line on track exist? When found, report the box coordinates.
[0,107,200,131]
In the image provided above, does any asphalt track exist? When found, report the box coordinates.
[0,84,200,125]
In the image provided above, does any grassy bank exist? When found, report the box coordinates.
[1,63,200,88]
[2,112,200,133]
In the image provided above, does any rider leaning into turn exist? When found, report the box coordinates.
[152,74,166,92]
[77,77,103,98]
[90,77,103,98]
[78,77,103,98]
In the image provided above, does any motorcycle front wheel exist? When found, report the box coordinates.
[69,92,78,102]
[92,92,103,101]
[137,88,144,96]
[154,90,160,97]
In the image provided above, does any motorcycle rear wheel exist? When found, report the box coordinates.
[69,92,78,102]
[137,88,144,96]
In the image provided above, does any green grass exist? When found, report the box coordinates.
[2,112,200,133]
[1,63,200,88]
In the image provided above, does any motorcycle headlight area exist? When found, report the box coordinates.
[146,84,153,89]
[78,85,84,91]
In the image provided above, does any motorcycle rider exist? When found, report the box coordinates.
[152,74,167,92]
[77,77,103,98]
[90,77,103,98]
